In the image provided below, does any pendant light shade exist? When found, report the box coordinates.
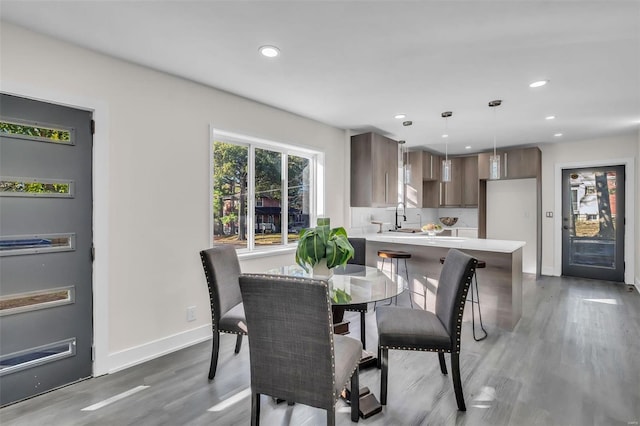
[441,111,452,183]
[488,100,502,180]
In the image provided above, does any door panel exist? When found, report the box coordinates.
[0,94,93,406]
[561,165,625,282]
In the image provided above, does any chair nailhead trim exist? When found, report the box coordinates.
[380,260,476,357]
[243,274,348,401]
[380,346,454,354]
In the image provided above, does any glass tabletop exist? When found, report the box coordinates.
[264,264,407,305]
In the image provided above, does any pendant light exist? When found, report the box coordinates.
[488,100,502,180]
[441,111,452,183]
[399,139,407,202]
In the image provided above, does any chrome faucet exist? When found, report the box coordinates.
[395,202,406,230]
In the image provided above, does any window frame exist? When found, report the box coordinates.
[210,128,324,255]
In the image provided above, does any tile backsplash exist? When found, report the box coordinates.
[349,207,478,235]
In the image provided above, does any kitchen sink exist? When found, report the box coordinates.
[389,228,422,233]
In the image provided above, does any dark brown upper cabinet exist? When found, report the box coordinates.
[350,132,399,207]
[439,155,478,207]
[478,147,541,180]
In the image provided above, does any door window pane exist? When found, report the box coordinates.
[213,141,248,248]
[0,234,75,256]
[0,119,73,145]
[0,339,76,376]
[1,177,73,197]
[569,170,617,268]
[255,148,282,247]
[287,155,310,242]
[0,286,74,316]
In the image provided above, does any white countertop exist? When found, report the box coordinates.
[365,233,525,253]
[442,226,478,230]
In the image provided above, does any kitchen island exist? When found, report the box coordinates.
[364,233,525,330]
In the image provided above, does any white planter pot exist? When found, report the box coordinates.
[312,259,334,280]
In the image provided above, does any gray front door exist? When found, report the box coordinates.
[561,165,625,282]
[0,94,93,406]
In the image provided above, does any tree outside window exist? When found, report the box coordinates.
[212,137,316,250]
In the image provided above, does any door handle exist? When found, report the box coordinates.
[563,225,574,230]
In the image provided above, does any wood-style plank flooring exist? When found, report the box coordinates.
[1,275,639,425]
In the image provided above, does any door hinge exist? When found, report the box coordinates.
[92,346,95,361]
[91,244,95,262]
[91,119,95,135]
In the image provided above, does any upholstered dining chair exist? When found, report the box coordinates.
[345,237,368,348]
[199,245,247,380]
[239,274,362,426]
[376,248,477,411]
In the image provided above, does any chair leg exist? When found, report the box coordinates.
[380,348,388,405]
[251,392,261,426]
[360,311,366,350]
[377,344,381,369]
[404,259,413,308]
[327,406,336,426]
[451,353,466,411]
[234,334,243,354]
[471,274,488,342]
[376,258,394,308]
[208,331,220,380]
[351,367,360,422]
[438,352,447,375]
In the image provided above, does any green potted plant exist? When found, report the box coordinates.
[295,218,354,279]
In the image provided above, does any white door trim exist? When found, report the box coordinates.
[554,157,635,284]
[1,80,111,375]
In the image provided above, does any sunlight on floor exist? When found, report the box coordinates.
[208,387,251,412]
[583,298,618,305]
[471,386,496,409]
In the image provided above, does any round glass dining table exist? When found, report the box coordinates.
[265,263,407,306]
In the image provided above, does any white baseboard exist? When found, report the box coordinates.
[635,277,640,293]
[107,324,212,374]
[541,266,556,276]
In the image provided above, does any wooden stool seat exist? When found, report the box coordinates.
[378,250,412,259]
[439,255,487,341]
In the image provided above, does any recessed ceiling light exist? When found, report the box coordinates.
[394,114,406,119]
[442,134,448,138]
[465,146,472,150]
[545,115,556,120]
[529,80,549,88]
[554,133,563,137]
[259,45,280,58]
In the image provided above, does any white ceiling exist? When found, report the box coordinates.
[2,1,639,154]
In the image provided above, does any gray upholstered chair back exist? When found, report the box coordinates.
[435,249,477,346]
[200,245,243,326]
[239,274,336,409]
[347,237,366,266]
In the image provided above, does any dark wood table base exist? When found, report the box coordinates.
[341,386,383,419]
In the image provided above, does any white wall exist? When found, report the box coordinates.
[0,23,348,373]
[540,134,637,284]
[637,128,640,289]
[487,179,537,274]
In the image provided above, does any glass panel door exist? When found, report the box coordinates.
[562,165,625,282]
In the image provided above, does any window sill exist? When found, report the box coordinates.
[237,245,297,261]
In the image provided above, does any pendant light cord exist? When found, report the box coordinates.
[493,106,497,157]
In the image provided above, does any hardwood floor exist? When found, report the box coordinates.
[2,275,639,425]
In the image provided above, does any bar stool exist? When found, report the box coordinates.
[440,256,488,341]
[377,249,412,307]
